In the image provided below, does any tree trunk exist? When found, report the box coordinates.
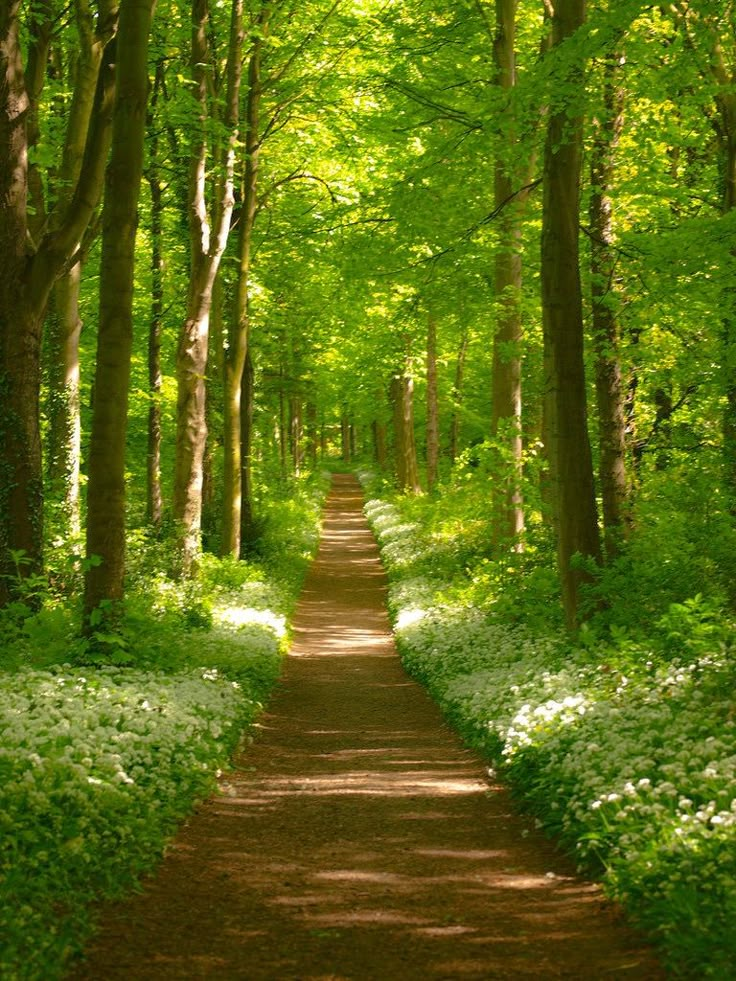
[84,0,156,626]
[491,0,525,547]
[44,0,117,543]
[277,373,288,476]
[590,48,629,558]
[426,314,440,490]
[222,11,266,557]
[341,410,351,462]
[240,347,256,552]
[0,2,115,602]
[373,419,388,470]
[541,0,601,628]
[448,329,469,464]
[46,268,83,538]
[146,67,165,532]
[305,400,318,468]
[715,78,736,507]
[290,394,303,475]
[391,374,421,493]
[175,0,242,571]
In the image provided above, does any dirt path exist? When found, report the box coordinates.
[72,474,664,980]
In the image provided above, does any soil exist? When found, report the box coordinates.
[70,474,665,980]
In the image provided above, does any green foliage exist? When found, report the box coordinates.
[0,474,327,979]
[365,474,736,978]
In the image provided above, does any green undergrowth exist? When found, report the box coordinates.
[360,467,736,979]
[0,473,328,981]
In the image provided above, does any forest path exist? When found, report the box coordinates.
[72,474,663,980]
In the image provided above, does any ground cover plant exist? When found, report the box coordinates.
[0,475,327,981]
[361,470,736,979]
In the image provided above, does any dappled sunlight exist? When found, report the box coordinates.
[74,478,663,980]
[395,607,428,630]
[214,605,287,637]
[224,769,489,798]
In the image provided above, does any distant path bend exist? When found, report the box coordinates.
[74,474,663,980]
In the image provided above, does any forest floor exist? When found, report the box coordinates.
[70,475,665,980]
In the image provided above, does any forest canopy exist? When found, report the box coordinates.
[2,0,735,633]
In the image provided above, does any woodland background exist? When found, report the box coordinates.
[1,0,736,977]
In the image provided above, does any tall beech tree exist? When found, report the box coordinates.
[0,0,117,604]
[173,0,243,573]
[490,0,525,547]
[221,3,268,558]
[45,0,119,539]
[391,370,421,493]
[589,45,629,557]
[540,0,601,627]
[84,0,156,625]
[425,313,439,489]
[448,328,469,464]
[145,59,166,531]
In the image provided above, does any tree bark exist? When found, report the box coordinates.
[0,5,36,597]
[541,0,601,628]
[239,347,256,552]
[448,329,468,464]
[341,410,351,462]
[305,399,318,468]
[175,0,242,572]
[222,8,267,557]
[45,0,118,541]
[46,269,83,537]
[373,419,388,470]
[0,1,115,603]
[712,44,736,507]
[391,374,420,493]
[590,48,629,558]
[146,60,165,532]
[290,394,303,475]
[426,314,440,490]
[491,0,524,546]
[84,0,156,626]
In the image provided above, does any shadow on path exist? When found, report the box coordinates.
[72,474,664,980]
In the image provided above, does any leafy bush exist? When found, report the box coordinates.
[0,472,328,979]
[363,475,736,978]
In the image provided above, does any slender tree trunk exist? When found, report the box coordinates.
[278,373,288,476]
[44,0,117,541]
[46,268,83,537]
[146,69,164,531]
[391,374,421,493]
[84,0,156,626]
[147,181,164,531]
[590,49,629,558]
[341,410,351,462]
[202,273,224,545]
[222,11,266,556]
[290,394,303,475]
[373,419,388,469]
[426,314,440,490]
[541,0,601,628]
[716,85,736,507]
[175,0,242,571]
[239,347,256,552]
[449,329,469,464]
[305,400,318,468]
[391,377,407,489]
[491,0,524,546]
